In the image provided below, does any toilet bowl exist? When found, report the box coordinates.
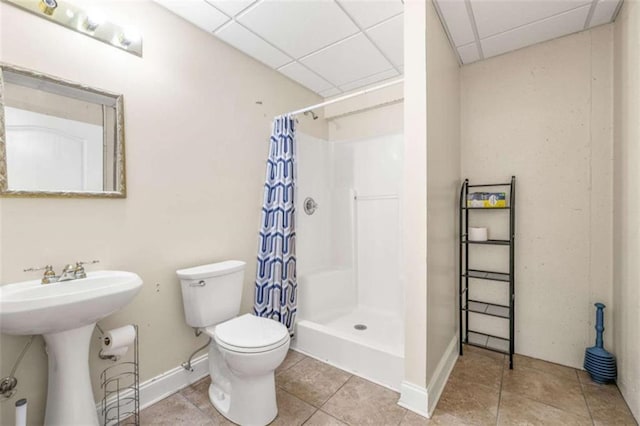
[176,261,290,426]
[206,314,290,425]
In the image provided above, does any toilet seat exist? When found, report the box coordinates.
[207,314,290,354]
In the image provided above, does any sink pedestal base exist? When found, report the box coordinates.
[43,323,98,426]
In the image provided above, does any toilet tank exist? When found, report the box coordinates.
[176,260,246,328]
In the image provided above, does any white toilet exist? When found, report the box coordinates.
[176,260,290,426]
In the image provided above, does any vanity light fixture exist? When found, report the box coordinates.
[2,0,143,57]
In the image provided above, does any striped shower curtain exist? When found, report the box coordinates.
[254,115,297,334]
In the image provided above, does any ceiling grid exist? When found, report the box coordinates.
[156,0,622,97]
[434,0,622,66]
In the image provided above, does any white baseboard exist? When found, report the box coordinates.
[426,335,458,417]
[397,335,458,419]
[398,381,429,418]
[96,354,209,424]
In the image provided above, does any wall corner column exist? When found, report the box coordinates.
[399,0,429,417]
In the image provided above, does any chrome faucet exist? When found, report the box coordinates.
[58,264,77,282]
[24,260,99,284]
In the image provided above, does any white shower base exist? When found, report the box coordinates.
[293,306,404,391]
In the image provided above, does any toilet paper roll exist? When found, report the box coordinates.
[101,325,136,355]
[468,227,488,241]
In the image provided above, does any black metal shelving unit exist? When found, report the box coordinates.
[459,176,516,369]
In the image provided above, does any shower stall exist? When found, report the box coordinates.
[293,132,404,390]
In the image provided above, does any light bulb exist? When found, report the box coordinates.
[119,27,141,47]
[85,11,105,31]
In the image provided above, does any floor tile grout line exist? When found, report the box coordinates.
[501,376,594,420]
[276,351,308,374]
[298,405,318,425]
[274,386,318,425]
[322,373,355,405]
[579,371,638,424]
[300,408,319,426]
[501,365,599,423]
[179,384,223,422]
[302,409,345,426]
[175,390,218,423]
[577,369,596,425]
[316,373,356,420]
[495,354,506,426]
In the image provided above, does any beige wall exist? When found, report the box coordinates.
[425,0,461,383]
[325,83,403,142]
[461,26,614,369]
[0,1,325,424]
[613,0,640,419]
[327,102,403,142]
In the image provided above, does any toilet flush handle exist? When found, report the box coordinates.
[190,280,206,287]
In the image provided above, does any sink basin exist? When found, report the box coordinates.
[0,270,142,335]
[0,270,142,426]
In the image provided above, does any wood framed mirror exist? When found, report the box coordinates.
[0,63,126,198]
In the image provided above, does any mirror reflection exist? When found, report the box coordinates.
[0,64,126,197]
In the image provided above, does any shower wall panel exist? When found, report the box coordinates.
[296,133,332,275]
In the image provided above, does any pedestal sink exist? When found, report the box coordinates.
[0,271,143,426]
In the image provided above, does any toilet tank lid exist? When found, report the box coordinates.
[176,260,245,280]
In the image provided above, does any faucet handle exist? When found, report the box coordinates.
[74,260,99,279]
[24,265,57,284]
[23,265,53,272]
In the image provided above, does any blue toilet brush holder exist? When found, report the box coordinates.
[583,303,617,384]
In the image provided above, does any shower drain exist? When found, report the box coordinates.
[354,324,367,331]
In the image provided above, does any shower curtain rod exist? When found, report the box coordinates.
[283,77,404,117]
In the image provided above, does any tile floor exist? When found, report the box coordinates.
[140,346,638,425]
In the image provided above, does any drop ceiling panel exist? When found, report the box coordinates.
[436,0,475,46]
[237,0,359,58]
[366,14,403,68]
[278,62,333,93]
[215,22,292,68]
[207,0,256,17]
[457,43,481,63]
[471,0,591,38]
[301,34,393,87]
[339,68,399,92]
[481,5,591,58]
[589,0,620,27]
[336,0,404,29]
[434,0,621,65]
[156,0,230,33]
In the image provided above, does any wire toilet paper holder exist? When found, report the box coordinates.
[97,324,140,426]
